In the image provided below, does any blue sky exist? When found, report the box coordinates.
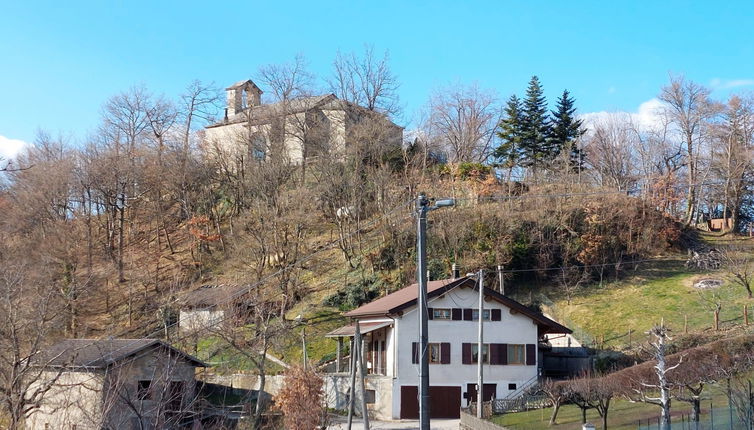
[2,0,753,155]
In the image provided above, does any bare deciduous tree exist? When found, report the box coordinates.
[425,83,499,163]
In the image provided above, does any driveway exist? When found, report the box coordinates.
[328,416,459,429]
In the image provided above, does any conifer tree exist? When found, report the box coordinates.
[494,94,523,169]
[550,89,586,169]
[520,76,552,169]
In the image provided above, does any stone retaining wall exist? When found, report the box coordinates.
[459,410,509,430]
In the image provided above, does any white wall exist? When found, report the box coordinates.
[390,286,540,418]
[179,308,225,333]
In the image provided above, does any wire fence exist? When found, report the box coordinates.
[637,405,753,430]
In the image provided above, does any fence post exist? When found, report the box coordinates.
[710,401,714,427]
[745,304,749,326]
[684,314,688,334]
[628,328,632,348]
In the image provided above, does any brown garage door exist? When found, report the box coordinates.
[400,385,461,419]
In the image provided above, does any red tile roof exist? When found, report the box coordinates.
[343,276,571,335]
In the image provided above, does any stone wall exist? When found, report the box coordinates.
[459,410,510,430]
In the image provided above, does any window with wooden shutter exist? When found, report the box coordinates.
[451,308,462,320]
[491,309,502,321]
[526,344,536,365]
[440,342,451,364]
[490,343,500,364]
[462,308,473,321]
[500,344,508,365]
[462,343,472,364]
[412,342,418,364]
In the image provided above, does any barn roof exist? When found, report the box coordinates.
[31,338,206,369]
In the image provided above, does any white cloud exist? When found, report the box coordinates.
[710,78,754,90]
[580,98,666,132]
[0,135,29,160]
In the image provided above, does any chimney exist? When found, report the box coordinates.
[451,263,460,280]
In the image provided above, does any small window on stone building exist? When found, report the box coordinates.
[508,383,517,390]
[137,380,152,400]
[365,389,376,404]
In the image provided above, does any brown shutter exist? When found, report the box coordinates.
[440,342,451,364]
[491,309,501,321]
[526,344,536,365]
[412,342,418,364]
[500,343,508,365]
[462,343,472,364]
[489,344,498,365]
[463,308,473,321]
[428,308,434,320]
[451,308,462,320]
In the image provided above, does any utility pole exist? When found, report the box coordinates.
[477,269,484,418]
[415,193,454,430]
[497,265,504,295]
[416,193,431,430]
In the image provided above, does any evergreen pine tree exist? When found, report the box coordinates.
[550,89,586,169]
[520,76,552,169]
[494,94,523,169]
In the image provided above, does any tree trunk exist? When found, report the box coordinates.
[549,403,560,426]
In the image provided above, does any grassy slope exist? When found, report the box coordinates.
[543,238,754,349]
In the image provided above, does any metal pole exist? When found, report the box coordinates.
[416,193,431,430]
[497,265,504,295]
[477,269,484,418]
[355,322,370,429]
[347,336,357,429]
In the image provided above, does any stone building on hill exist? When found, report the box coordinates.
[203,79,403,165]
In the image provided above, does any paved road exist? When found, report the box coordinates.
[328,416,459,429]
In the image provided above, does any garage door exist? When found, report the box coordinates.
[399,385,461,419]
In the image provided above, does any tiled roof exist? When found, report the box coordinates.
[344,276,571,335]
[207,94,340,128]
[182,284,248,308]
[345,277,472,317]
[31,339,206,369]
[325,321,392,338]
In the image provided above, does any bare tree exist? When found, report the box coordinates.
[0,265,65,430]
[328,45,401,117]
[631,323,680,430]
[425,83,499,163]
[723,245,754,298]
[659,75,717,225]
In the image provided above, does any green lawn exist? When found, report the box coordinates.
[546,258,753,349]
[492,389,733,430]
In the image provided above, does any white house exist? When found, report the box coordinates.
[325,275,571,420]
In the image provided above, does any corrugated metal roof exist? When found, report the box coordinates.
[31,339,206,369]
[325,321,392,338]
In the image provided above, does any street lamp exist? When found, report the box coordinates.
[415,193,455,430]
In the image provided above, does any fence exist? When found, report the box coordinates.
[637,406,753,430]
